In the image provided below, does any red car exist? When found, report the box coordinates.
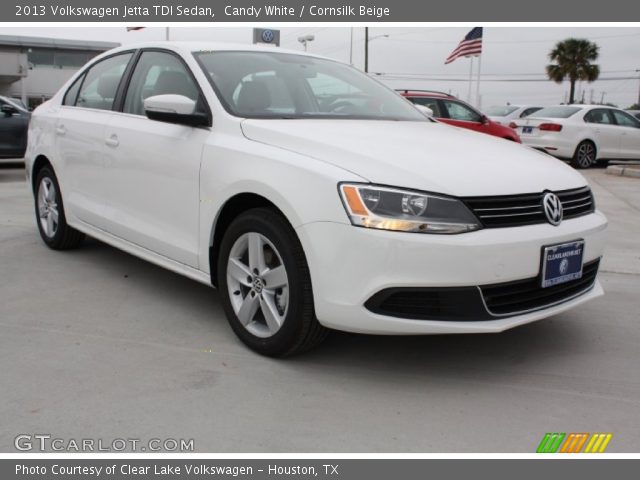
[399,90,521,143]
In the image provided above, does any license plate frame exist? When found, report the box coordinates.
[541,240,585,288]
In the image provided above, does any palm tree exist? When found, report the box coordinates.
[546,39,600,104]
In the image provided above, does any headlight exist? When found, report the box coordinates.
[339,184,481,234]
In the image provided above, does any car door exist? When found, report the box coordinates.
[55,52,134,228]
[439,99,486,133]
[610,109,640,159]
[102,49,210,268]
[0,100,29,158]
[582,108,620,159]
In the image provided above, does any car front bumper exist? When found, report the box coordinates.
[296,211,607,334]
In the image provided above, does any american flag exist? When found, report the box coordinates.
[444,27,483,64]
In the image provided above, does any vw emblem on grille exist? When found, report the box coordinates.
[542,192,563,226]
[261,29,275,43]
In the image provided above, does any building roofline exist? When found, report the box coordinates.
[0,34,119,51]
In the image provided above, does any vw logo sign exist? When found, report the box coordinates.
[261,29,275,43]
[542,192,563,226]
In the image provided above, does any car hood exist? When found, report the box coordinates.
[240,119,587,197]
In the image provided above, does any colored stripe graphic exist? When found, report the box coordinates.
[537,433,613,453]
[537,433,565,453]
[584,433,613,453]
[560,433,589,453]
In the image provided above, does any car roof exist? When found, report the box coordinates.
[541,104,625,111]
[487,104,539,109]
[102,41,331,61]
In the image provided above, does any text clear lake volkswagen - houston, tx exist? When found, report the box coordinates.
[25,42,608,356]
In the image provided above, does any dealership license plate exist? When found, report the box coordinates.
[541,241,585,288]
[522,126,533,134]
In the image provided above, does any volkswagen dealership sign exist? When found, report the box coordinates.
[253,28,280,46]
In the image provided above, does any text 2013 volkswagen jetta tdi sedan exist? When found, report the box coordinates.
[26,43,607,356]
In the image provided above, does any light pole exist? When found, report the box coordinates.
[364,29,389,73]
[298,34,315,52]
[636,69,640,106]
[349,27,354,65]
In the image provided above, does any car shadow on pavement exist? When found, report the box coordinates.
[73,235,588,382]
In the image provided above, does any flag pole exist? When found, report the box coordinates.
[467,56,474,104]
[475,53,482,109]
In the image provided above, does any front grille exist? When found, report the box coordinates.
[463,186,595,228]
[481,259,600,315]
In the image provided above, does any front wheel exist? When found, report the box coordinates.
[217,208,328,357]
[571,141,596,169]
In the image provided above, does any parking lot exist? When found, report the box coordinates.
[1,162,639,452]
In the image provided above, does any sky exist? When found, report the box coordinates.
[3,26,640,109]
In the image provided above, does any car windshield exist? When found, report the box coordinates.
[0,96,27,112]
[485,105,519,116]
[531,106,582,118]
[194,51,426,121]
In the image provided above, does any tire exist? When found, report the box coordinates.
[571,141,596,169]
[34,166,85,250]
[217,208,328,357]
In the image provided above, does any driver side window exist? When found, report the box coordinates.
[442,100,482,123]
[123,51,199,116]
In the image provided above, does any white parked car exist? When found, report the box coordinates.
[26,43,608,356]
[485,104,543,125]
[512,105,640,169]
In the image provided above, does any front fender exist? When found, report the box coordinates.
[197,135,365,274]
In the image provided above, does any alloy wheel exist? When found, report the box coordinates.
[37,177,59,238]
[576,143,595,168]
[226,232,290,338]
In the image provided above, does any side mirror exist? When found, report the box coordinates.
[144,94,209,127]
[414,104,434,118]
[481,114,490,124]
[2,104,18,116]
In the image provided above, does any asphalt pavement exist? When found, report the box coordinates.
[1,163,639,452]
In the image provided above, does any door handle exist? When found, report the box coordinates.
[105,134,119,147]
[56,125,66,136]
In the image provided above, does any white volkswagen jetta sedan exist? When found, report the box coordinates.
[484,104,543,125]
[512,105,640,169]
[26,43,608,356]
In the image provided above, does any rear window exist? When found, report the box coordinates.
[485,105,519,116]
[531,106,581,119]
